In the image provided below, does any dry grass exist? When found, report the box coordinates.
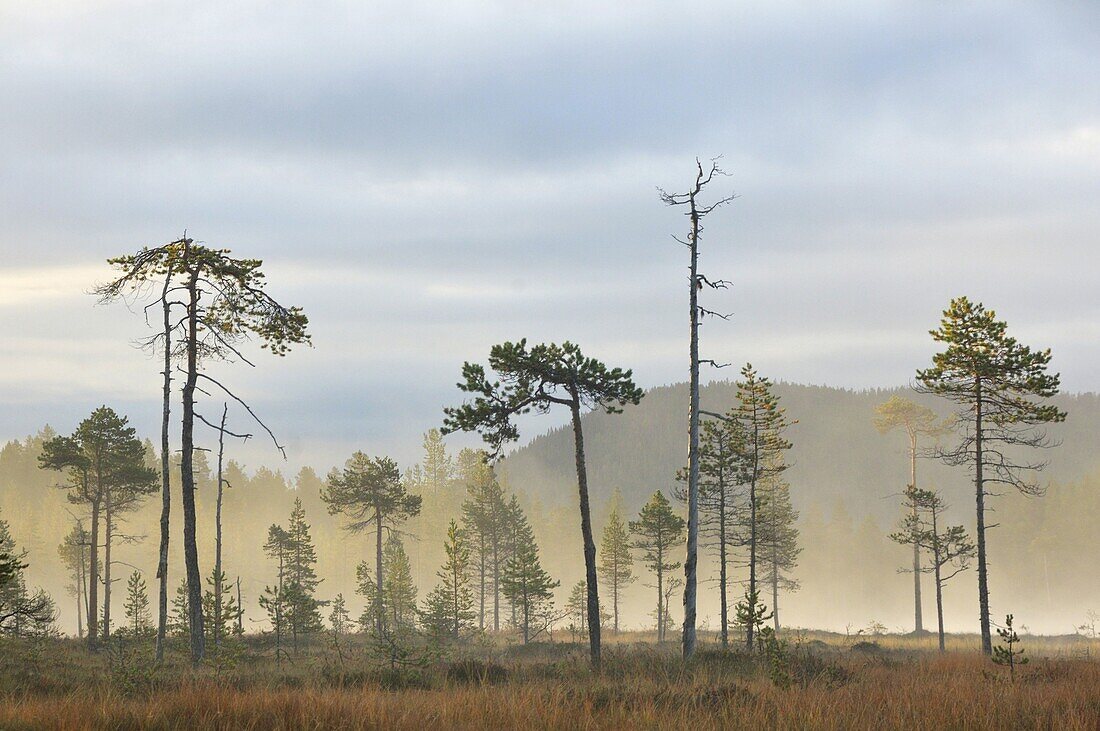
[1,632,1099,729]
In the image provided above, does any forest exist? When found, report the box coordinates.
[0,205,1097,730]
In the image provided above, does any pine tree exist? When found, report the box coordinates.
[322,453,422,635]
[731,365,793,651]
[57,521,92,640]
[874,396,949,634]
[170,579,190,637]
[202,567,241,644]
[916,297,1065,654]
[284,498,323,652]
[598,493,634,634]
[757,455,800,631]
[357,534,418,635]
[421,520,477,643]
[500,508,559,644]
[675,415,749,649]
[889,486,975,651]
[443,339,642,668]
[124,571,152,636]
[460,457,508,632]
[0,511,55,636]
[329,593,351,636]
[630,491,685,643]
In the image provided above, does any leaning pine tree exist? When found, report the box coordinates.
[916,296,1065,655]
[443,340,642,669]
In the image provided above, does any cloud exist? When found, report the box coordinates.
[0,0,1097,467]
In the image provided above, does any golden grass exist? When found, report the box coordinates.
[1,633,1099,730]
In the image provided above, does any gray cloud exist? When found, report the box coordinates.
[0,1,1097,469]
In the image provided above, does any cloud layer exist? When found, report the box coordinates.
[1,1,1097,470]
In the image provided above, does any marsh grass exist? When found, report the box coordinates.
[1,631,1099,729]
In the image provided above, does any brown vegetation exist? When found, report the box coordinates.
[1,632,1099,729]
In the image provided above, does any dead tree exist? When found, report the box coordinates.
[659,158,735,660]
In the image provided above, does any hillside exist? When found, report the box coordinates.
[498,381,1100,525]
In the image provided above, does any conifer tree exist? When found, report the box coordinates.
[124,571,152,636]
[421,520,477,642]
[329,593,351,636]
[57,521,91,640]
[889,486,975,651]
[170,579,190,637]
[731,365,793,651]
[39,407,156,647]
[444,339,642,668]
[598,494,634,634]
[460,457,508,631]
[322,453,422,635]
[358,534,418,635]
[874,396,949,634]
[757,455,800,631]
[284,497,323,651]
[916,297,1065,654]
[98,239,311,666]
[676,414,749,648]
[500,507,559,644]
[0,511,55,636]
[630,491,685,643]
[202,567,241,644]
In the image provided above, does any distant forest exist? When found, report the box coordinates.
[3,380,1097,637]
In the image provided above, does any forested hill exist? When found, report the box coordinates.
[497,381,1100,525]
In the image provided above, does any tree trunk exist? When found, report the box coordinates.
[974,378,992,655]
[570,396,601,669]
[492,537,500,633]
[719,455,728,649]
[747,422,759,652]
[155,261,173,664]
[214,403,227,648]
[909,430,924,634]
[931,507,946,652]
[612,561,619,634]
[102,500,112,641]
[375,510,384,636]
[88,500,100,649]
[76,538,86,639]
[478,535,486,631]
[236,576,243,635]
[683,198,701,661]
[771,542,780,631]
[181,262,205,666]
[656,549,664,643]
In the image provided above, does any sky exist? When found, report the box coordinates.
[0,1,1097,472]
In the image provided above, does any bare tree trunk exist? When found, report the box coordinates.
[492,538,500,633]
[974,378,991,655]
[719,450,729,649]
[77,536,86,639]
[570,395,601,669]
[102,500,112,641]
[155,262,173,664]
[214,403,227,648]
[909,430,924,633]
[236,576,243,635]
[683,194,701,661]
[181,260,205,666]
[771,542,780,631]
[88,500,100,649]
[375,510,384,636]
[656,547,665,643]
[931,506,946,652]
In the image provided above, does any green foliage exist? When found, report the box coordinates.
[283,498,323,646]
[0,511,56,637]
[322,453,422,537]
[357,535,418,635]
[992,614,1029,681]
[630,491,685,641]
[442,339,644,457]
[500,508,558,644]
[202,567,241,645]
[123,571,151,636]
[735,587,773,649]
[598,496,634,633]
[421,520,477,644]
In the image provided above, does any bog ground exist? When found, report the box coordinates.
[1,631,1099,730]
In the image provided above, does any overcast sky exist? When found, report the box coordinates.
[1,1,1097,471]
